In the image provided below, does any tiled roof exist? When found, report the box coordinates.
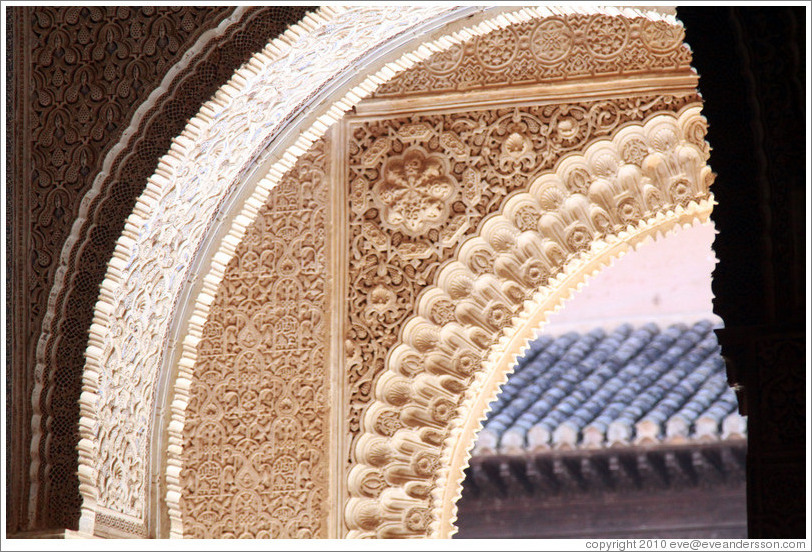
[474,321,746,455]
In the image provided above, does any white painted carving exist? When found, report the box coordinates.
[79,5,468,532]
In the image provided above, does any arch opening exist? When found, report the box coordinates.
[454,223,746,539]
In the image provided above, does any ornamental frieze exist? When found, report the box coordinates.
[372,12,691,98]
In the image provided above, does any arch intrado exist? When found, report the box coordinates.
[78,5,712,538]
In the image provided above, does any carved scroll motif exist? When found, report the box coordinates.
[373,12,690,98]
[345,107,713,537]
[180,139,330,538]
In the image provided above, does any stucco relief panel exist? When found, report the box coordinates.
[181,139,330,538]
[81,5,458,527]
[344,93,700,474]
[373,13,690,98]
[16,6,239,529]
[66,5,707,539]
[345,106,713,538]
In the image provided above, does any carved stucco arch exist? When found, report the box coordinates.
[75,4,707,538]
[346,108,713,537]
[76,5,540,536]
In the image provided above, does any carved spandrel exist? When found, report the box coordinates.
[345,107,714,537]
[344,94,700,467]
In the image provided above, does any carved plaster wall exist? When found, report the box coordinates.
[180,139,330,539]
[9,6,313,533]
[340,8,705,538]
[11,6,232,531]
[343,93,700,456]
[344,108,713,537]
[73,5,716,539]
[79,5,479,537]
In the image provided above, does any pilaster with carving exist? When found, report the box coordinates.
[180,139,330,539]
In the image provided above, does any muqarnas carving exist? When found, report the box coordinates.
[345,107,713,537]
[344,93,699,469]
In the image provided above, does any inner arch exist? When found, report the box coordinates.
[440,205,712,536]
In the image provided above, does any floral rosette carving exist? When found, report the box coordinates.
[373,12,692,99]
[640,19,684,53]
[345,93,700,505]
[585,15,629,59]
[484,109,544,176]
[530,18,575,64]
[474,26,518,70]
[373,148,456,236]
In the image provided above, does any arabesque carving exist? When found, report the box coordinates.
[344,93,698,467]
[180,138,329,539]
[19,6,313,532]
[345,107,714,538]
[80,5,462,533]
[69,4,710,539]
[13,5,236,530]
[373,148,457,236]
[373,12,690,98]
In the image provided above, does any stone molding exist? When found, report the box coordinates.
[72,4,701,538]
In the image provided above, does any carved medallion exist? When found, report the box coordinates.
[530,18,574,64]
[373,12,692,98]
[373,148,457,236]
